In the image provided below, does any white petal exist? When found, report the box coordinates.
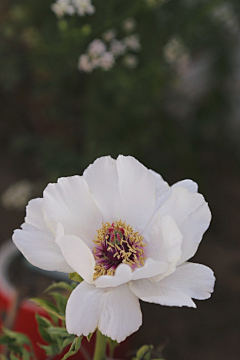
[94,263,133,288]
[98,283,142,342]
[94,259,168,288]
[12,223,73,273]
[160,262,215,300]
[144,214,183,281]
[116,155,156,231]
[56,232,95,283]
[156,186,211,264]
[146,214,182,264]
[149,169,170,211]
[173,179,198,193]
[25,198,49,230]
[66,282,142,342]
[43,176,102,248]
[83,156,119,223]
[83,155,157,231]
[66,282,99,337]
[131,258,169,281]
[129,278,196,308]
[129,262,215,308]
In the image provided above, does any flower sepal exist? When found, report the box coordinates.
[69,272,83,283]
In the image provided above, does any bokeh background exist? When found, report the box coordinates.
[1,0,240,359]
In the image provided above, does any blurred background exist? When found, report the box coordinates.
[0,0,240,359]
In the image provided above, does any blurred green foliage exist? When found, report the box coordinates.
[0,0,240,181]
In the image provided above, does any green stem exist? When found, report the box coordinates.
[93,330,107,360]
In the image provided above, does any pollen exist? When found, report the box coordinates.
[93,220,146,280]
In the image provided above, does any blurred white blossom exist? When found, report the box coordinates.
[122,18,136,33]
[1,180,34,211]
[78,54,93,72]
[163,37,190,68]
[123,54,138,69]
[78,27,141,73]
[72,0,95,16]
[102,28,117,42]
[110,39,126,56]
[211,3,239,34]
[100,52,115,70]
[124,35,141,52]
[51,0,75,17]
[51,0,95,18]
[88,39,106,58]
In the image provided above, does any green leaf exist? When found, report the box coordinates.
[22,348,31,360]
[39,343,60,356]
[46,326,69,339]
[0,334,14,345]
[60,336,76,352]
[30,298,65,320]
[35,313,54,344]
[49,291,68,314]
[2,328,31,346]
[136,345,154,360]
[45,281,75,294]
[10,353,19,360]
[69,272,83,283]
[61,337,82,360]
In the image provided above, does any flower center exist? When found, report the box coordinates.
[93,220,146,280]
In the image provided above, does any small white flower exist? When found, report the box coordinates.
[163,37,190,67]
[110,39,126,57]
[123,54,139,69]
[102,28,117,42]
[122,18,136,33]
[124,34,141,52]
[78,54,93,72]
[88,39,106,58]
[51,0,75,17]
[13,155,215,343]
[100,52,115,70]
[72,0,95,16]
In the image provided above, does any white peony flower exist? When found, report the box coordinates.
[12,155,215,343]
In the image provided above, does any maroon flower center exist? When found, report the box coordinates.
[93,220,146,280]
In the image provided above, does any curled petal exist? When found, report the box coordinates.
[13,198,72,273]
[156,186,211,264]
[172,179,198,193]
[56,230,95,284]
